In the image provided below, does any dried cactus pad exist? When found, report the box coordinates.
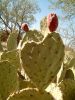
[59,79,75,100]
[7,88,54,100]
[40,16,49,34]
[21,32,64,89]
[0,60,19,100]
[1,50,21,69]
[21,30,44,46]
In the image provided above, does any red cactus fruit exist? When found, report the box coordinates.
[47,13,58,32]
[21,23,29,32]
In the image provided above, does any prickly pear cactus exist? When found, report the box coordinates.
[1,50,21,69]
[7,32,18,51]
[0,60,19,100]
[40,16,49,34]
[19,78,35,90]
[21,32,64,89]
[7,88,54,100]
[59,79,75,100]
[57,58,75,83]
[21,30,44,46]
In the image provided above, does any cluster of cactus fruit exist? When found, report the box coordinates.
[0,13,75,100]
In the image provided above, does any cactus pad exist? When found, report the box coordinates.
[59,79,75,100]
[21,30,44,46]
[0,60,19,100]
[40,17,49,34]
[7,32,18,50]
[21,32,64,89]
[7,88,54,100]
[19,78,35,90]
[1,50,21,69]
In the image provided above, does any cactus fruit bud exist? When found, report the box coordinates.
[21,23,29,32]
[47,13,58,32]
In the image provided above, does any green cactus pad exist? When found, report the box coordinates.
[21,32,64,89]
[7,88,54,100]
[7,32,18,51]
[59,79,75,100]
[1,49,21,69]
[0,60,19,100]
[21,30,44,46]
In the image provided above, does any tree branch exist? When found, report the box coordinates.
[0,16,12,31]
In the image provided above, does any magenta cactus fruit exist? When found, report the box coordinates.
[47,13,58,32]
[21,23,29,32]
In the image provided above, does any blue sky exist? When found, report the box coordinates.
[32,0,62,30]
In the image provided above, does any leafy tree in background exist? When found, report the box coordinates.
[0,0,40,33]
[48,0,75,19]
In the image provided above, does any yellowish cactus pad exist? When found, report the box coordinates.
[7,88,54,100]
[21,32,64,89]
[19,78,35,90]
[0,60,19,100]
[1,50,21,69]
[21,30,44,46]
[7,32,18,50]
